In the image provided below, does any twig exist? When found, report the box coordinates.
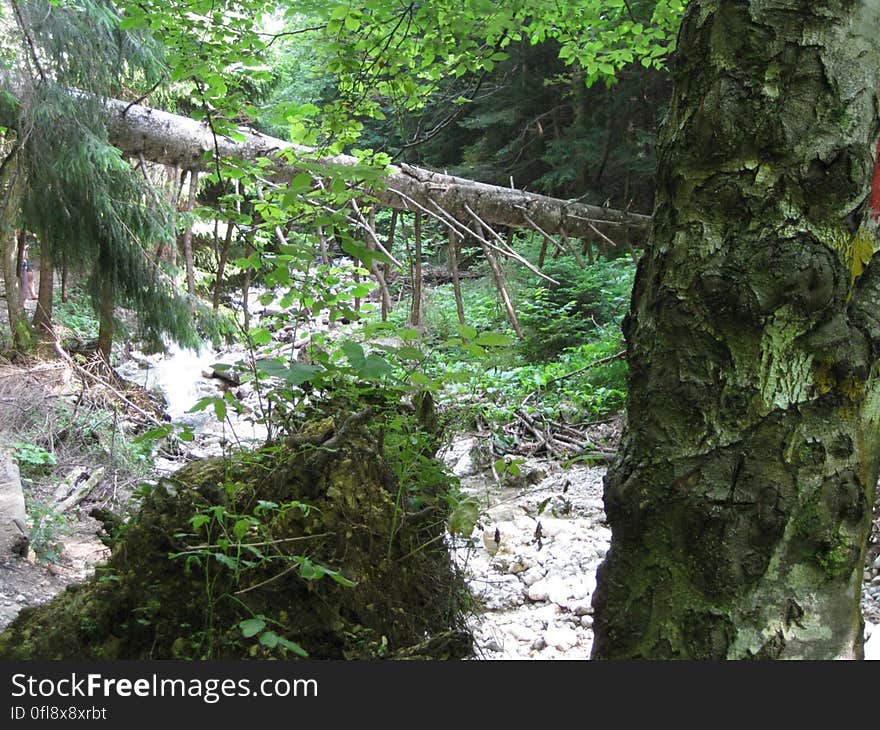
[50,335,164,426]
[387,187,558,284]
[545,350,626,385]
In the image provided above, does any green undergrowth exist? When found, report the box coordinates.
[373,250,634,429]
[0,399,473,660]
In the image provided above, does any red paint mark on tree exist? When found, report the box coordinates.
[871,139,880,220]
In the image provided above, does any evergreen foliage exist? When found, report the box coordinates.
[2,0,199,353]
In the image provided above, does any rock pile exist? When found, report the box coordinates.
[444,436,880,660]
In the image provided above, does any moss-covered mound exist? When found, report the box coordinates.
[0,408,472,659]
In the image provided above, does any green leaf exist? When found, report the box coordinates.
[250,328,272,346]
[240,617,266,638]
[256,359,288,378]
[213,552,238,569]
[259,631,279,648]
[342,340,366,366]
[284,364,322,386]
[132,424,173,444]
[448,498,479,536]
[299,558,319,580]
[475,332,513,347]
[457,324,478,340]
[276,636,309,657]
[289,172,313,193]
[397,328,421,341]
[341,240,391,268]
[233,519,251,540]
[396,346,424,361]
[361,354,392,379]
[409,372,434,387]
[213,399,227,421]
[327,571,357,588]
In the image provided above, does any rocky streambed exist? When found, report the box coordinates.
[442,436,880,660]
[2,343,880,658]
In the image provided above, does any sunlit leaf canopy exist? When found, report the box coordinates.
[109,0,685,148]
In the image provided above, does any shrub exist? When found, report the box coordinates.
[518,257,634,361]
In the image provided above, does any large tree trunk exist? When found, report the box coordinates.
[592,1,880,659]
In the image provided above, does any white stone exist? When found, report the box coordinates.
[527,579,551,602]
[535,518,570,537]
[520,566,546,586]
[544,625,579,650]
[453,452,476,477]
[507,625,538,644]
[507,556,532,575]
[571,599,594,616]
[865,626,880,661]
[580,615,594,628]
[547,578,574,606]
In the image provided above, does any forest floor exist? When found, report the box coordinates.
[2,267,880,656]
[0,350,879,657]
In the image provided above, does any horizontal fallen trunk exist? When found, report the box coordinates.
[96,97,651,239]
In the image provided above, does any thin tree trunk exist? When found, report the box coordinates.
[583,237,594,265]
[60,257,69,302]
[317,226,331,266]
[364,209,391,320]
[409,212,423,328]
[96,274,114,364]
[475,221,522,338]
[180,169,198,297]
[212,218,234,311]
[448,227,465,326]
[559,230,585,268]
[592,0,880,660]
[0,161,31,351]
[383,210,398,311]
[242,240,253,333]
[537,238,548,268]
[31,243,53,341]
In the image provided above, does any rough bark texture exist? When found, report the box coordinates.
[592,1,880,659]
[1,163,31,351]
[31,244,53,340]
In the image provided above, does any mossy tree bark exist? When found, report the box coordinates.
[592,1,880,659]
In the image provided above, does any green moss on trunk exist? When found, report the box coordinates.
[592,1,880,659]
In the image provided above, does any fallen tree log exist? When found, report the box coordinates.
[17,94,651,240]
